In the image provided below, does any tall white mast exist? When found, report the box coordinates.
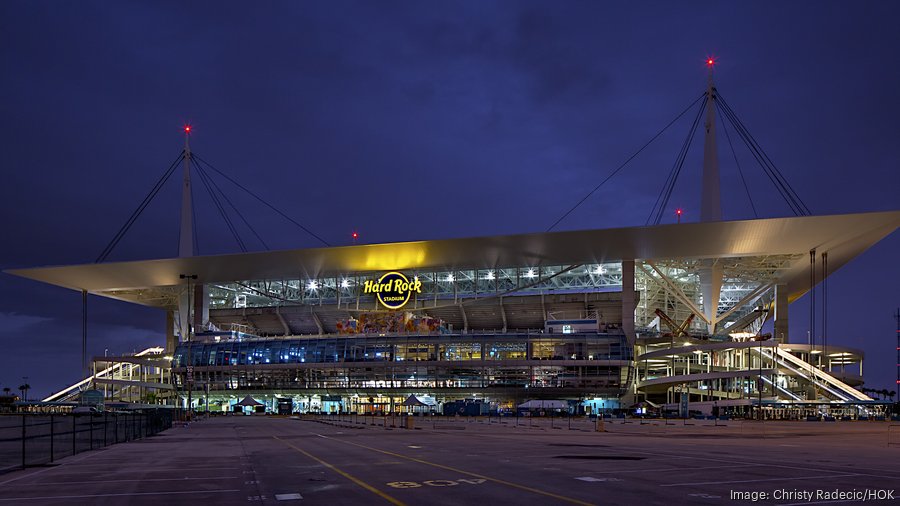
[700,59,722,222]
[177,125,196,345]
[699,58,723,333]
[179,125,193,257]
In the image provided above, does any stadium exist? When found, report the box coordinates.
[8,74,900,419]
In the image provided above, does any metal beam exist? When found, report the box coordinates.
[715,281,774,324]
[275,306,291,336]
[643,262,711,325]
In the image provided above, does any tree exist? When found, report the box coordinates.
[2,387,10,396]
[18,384,30,402]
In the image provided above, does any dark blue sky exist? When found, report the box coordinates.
[1,1,898,398]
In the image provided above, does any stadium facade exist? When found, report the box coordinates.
[15,211,898,417]
[9,75,900,418]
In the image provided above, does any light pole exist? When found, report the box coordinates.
[180,274,198,421]
[758,338,763,421]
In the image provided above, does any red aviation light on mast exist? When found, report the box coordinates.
[706,57,715,67]
[184,125,192,134]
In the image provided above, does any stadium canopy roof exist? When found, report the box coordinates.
[6,211,899,309]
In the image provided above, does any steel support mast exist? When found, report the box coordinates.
[699,58,723,334]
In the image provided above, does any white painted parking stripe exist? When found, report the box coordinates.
[55,464,241,470]
[591,464,760,474]
[4,476,237,487]
[0,489,242,501]
[623,448,900,480]
[275,493,304,500]
[660,473,860,487]
[0,450,107,487]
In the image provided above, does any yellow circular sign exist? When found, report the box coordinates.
[363,271,422,309]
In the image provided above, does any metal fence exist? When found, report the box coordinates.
[0,410,175,473]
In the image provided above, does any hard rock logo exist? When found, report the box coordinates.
[363,271,422,309]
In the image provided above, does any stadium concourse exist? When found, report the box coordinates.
[9,210,900,419]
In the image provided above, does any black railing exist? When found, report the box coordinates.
[0,410,175,473]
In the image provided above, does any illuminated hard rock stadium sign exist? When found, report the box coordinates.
[363,271,422,309]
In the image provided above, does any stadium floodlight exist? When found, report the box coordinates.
[525,269,536,278]
[307,280,317,290]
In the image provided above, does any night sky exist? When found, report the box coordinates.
[1,2,898,399]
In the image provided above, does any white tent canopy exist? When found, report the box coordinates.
[236,395,264,407]
[401,395,436,407]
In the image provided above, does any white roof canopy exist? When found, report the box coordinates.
[6,211,898,309]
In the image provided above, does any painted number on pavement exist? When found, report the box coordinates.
[387,478,486,488]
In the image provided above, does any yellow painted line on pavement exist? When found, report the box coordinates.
[313,433,595,506]
[273,436,406,506]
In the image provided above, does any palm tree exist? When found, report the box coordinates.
[18,384,30,402]
[2,387,10,396]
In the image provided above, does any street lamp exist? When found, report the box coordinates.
[180,274,198,420]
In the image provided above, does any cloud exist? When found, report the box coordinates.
[0,312,52,332]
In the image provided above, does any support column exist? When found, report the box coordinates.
[622,260,636,346]
[165,310,176,354]
[459,304,468,333]
[193,284,209,331]
[275,306,291,336]
[82,290,88,378]
[178,290,190,341]
[774,284,789,343]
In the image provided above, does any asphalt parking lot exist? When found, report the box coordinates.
[1,415,898,505]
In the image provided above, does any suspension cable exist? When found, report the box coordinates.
[193,159,270,250]
[191,153,331,246]
[191,171,200,255]
[717,99,797,214]
[716,104,758,218]
[95,152,184,263]
[655,97,706,224]
[546,92,707,232]
[715,93,811,215]
[647,94,707,225]
[192,158,246,252]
